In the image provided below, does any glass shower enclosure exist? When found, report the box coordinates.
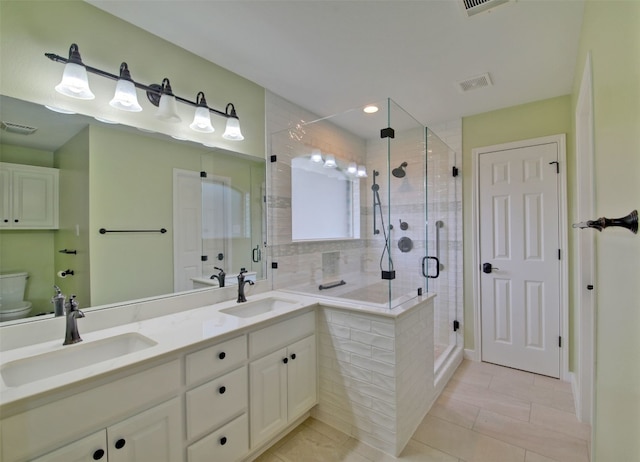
[268,98,460,365]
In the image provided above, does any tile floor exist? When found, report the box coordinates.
[255,360,591,462]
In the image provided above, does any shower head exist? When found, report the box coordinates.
[392,162,408,178]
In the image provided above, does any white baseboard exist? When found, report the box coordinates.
[569,372,582,421]
[464,348,478,361]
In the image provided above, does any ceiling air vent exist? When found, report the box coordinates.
[460,0,513,17]
[1,121,38,135]
[457,73,493,93]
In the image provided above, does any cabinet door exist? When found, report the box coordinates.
[287,334,317,419]
[108,397,183,462]
[11,167,58,228]
[249,347,288,448]
[31,431,107,462]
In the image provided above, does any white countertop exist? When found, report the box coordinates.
[0,289,434,410]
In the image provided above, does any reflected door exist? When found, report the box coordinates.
[173,169,203,292]
[479,142,560,378]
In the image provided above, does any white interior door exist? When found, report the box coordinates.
[479,142,561,377]
[173,169,202,292]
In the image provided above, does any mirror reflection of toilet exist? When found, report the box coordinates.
[0,272,32,321]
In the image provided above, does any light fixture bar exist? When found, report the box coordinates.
[45,49,237,120]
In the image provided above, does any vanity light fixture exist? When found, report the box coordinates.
[347,162,358,175]
[109,63,142,112]
[45,43,245,140]
[190,92,214,133]
[154,78,181,123]
[53,44,95,100]
[323,154,337,169]
[310,149,323,163]
[222,103,244,140]
[357,165,368,177]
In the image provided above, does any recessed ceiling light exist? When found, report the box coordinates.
[363,105,379,114]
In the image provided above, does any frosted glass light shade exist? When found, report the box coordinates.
[190,106,214,133]
[55,62,95,100]
[156,94,181,123]
[347,162,358,175]
[110,78,142,112]
[310,149,323,163]
[357,165,368,177]
[323,154,337,169]
[222,117,244,140]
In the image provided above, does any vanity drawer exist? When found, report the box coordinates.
[186,366,247,440]
[249,311,315,357]
[186,334,247,385]
[187,413,248,462]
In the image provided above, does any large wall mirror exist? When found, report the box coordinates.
[0,95,266,324]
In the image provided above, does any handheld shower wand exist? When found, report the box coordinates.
[372,170,395,279]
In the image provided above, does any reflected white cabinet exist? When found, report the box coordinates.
[0,162,59,229]
[250,334,317,448]
[32,398,183,462]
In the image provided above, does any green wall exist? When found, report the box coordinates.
[461,95,572,354]
[54,128,91,307]
[571,2,640,459]
[88,125,201,305]
[0,0,265,159]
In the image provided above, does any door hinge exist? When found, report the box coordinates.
[380,127,395,139]
[452,166,459,177]
[453,320,460,332]
[549,161,559,174]
[270,155,277,163]
[559,336,562,348]
[201,255,208,262]
[200,171,207,178]
[558,249,561,260]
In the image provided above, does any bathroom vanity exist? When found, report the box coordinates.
[0,289,438,461]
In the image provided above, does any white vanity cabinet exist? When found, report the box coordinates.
[31,398,182,462]
[0,162,59,229]
[185,335,249,462]
[249,311,317,448]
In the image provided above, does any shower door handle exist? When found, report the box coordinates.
[422,256,440,279]
[252,245,261,263]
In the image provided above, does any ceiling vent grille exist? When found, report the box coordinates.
[460,0,512,17]
[457,73,493,92]
[1,121,38,135]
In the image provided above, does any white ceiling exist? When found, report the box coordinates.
[86,0,585,130]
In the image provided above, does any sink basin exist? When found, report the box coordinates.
[220,297,299,318]
[1,333,157,387]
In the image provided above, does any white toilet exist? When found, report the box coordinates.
[0,272,33,321]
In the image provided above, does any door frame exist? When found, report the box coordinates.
[574,52,595,424]
[471,134,569,380]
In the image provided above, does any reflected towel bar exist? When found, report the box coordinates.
[99,228,167,234]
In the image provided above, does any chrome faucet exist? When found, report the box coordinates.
[237,270,254,303]
[63,295,85,345]
[210,267,226,287]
